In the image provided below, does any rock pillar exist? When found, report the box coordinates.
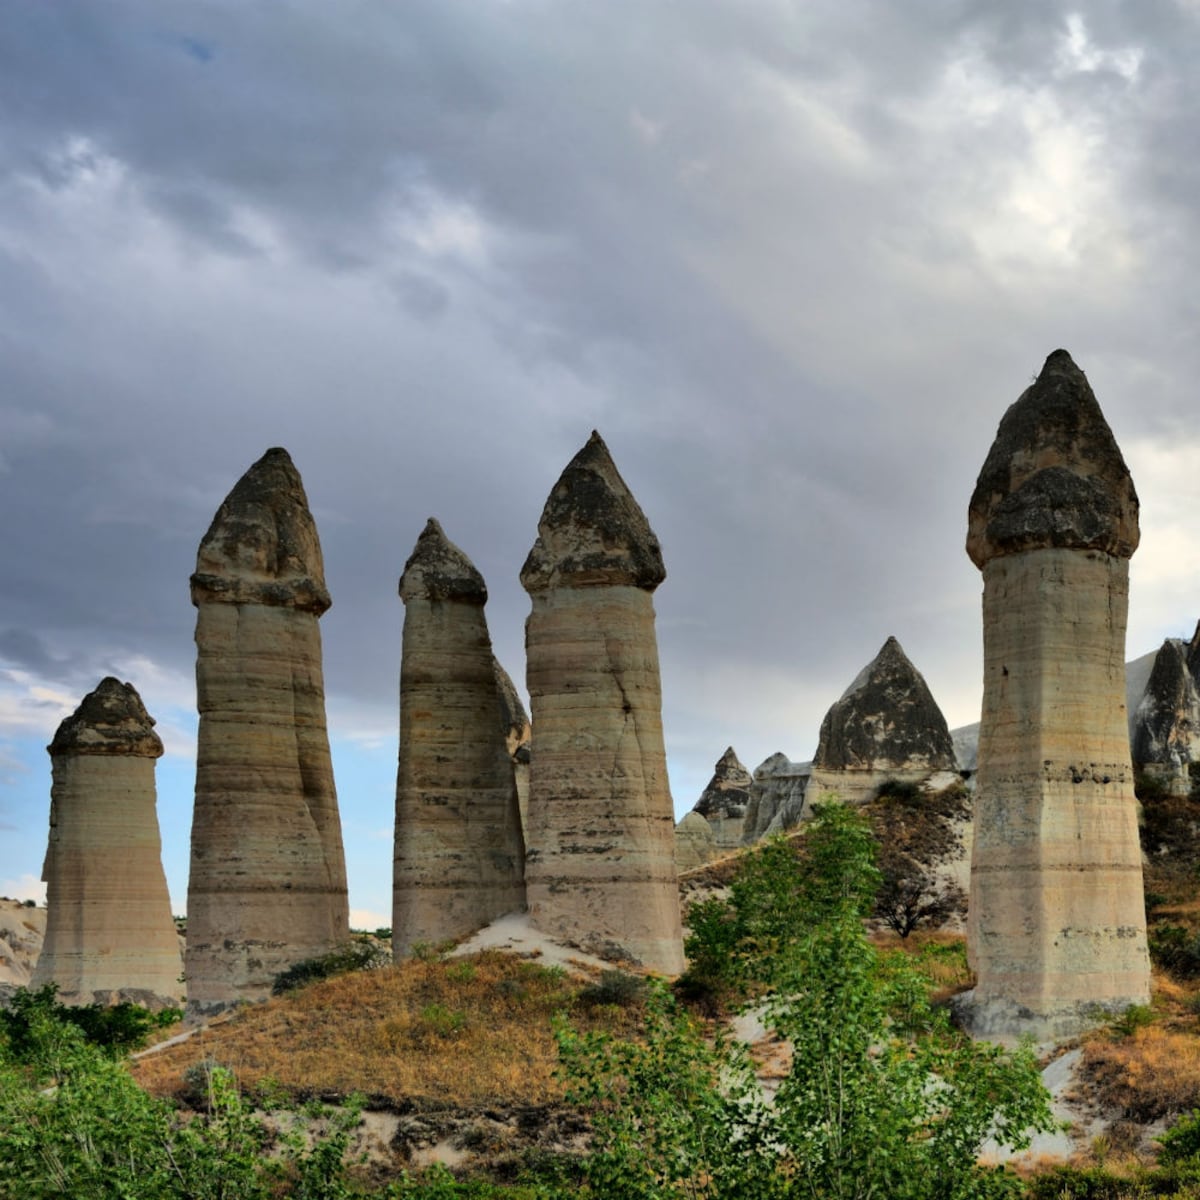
[961,350,1149,1040]
[521,431,684,973]
[1131,639,1200,796]
[33,678,182,1007]
[186,447,349,1014]
[692,746,752,849]
[807,636,957,806]
[393,518,526,956]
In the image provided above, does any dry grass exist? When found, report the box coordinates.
[132,951,641,1108]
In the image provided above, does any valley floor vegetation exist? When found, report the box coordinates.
[11,801,1200,1197]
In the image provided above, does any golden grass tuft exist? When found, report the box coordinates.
[132,951,642,1108]
[1081,1021,1200,1123]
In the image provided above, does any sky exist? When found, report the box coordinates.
[2,1,1199,929]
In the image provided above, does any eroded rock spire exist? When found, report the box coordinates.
[959,351,1149,1040]
[185,447,348,1015]
[34,678,182,1007]
[520,432,683,973]
[393,519,526,956]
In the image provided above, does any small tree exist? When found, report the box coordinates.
[561,802,1054,1199]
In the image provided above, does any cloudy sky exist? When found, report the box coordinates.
[2,1,1199,928]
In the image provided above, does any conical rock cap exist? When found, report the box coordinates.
[400,518,487,603]
[521,431,665,592]
[48,677,163,758]
[192,447,330,613]
[967,350,1138,568]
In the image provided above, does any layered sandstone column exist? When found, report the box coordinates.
[521,431,684,974]
[393,518,526,956]
[961,350,1149,1040]
[494,657,532,834]
[186,447,349,1014]
[33,678,182,1007]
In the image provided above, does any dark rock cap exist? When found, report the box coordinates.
[520,431,666,592]
[399,518,487,604]
[967,350,1139,568]
[191,447,331,614]
[1132,639,1200,768]
[813,636,955,771]
[693,746,753,819]
[1187,620,1200,681]
[48,677,164,758]
[493,655,531,753]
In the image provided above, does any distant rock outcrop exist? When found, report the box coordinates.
[33,678,182,1007]
[674,810,719,871]
[186,448,349,1015]
[393,519,526,957]
[692,747,752,848]
[0,900,46,991]
[958,350,1149,1041]
[493,657,532,833]
[741,753,810,843]
[1131,638,1200,795]
[521,431,684,973]
[807,636,957,806]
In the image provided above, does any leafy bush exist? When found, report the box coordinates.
[271,937,389,995]
[1148,924,1200,978]
[1,983,179,1060]
[577,971,646,1009]
[563,802,1055,1199]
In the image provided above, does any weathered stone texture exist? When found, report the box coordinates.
[741,753,810,844]
[961,352,1149,1041]
[186,448,348,1015]
[1131,638,1200,795]
[393,519,526,957]
[521,432,684,973]
[0,900,46,989]
[494,657,532,833]
[807,636,956,806]
[33,678,182,1006]
[675,811,718,871]
[692,747,752,849]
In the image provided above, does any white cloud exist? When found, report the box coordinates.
[0,873,45,904]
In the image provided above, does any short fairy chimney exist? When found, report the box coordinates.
[393,518,526,956]
[186,447,349,1015]
[959,350,1149,1040]
[807,636,957,806]
[520,432,684,973]
[1131,638,1200,796]
[692,746,753,848]
[33,678,182,1007]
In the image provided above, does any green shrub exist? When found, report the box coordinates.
[577,970,647,1009]
[1149,924,1200,978]
[270,937,389,994]
[0,983,179,1061]
[1023,1164,1147,1199]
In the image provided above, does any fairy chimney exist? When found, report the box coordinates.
[959,349,1149,1040]
[692,746,752,848]
[185,447,349,1014]
[393,518,526,956]
[807,636,957,806]
[33,678,182,1007]
[520,431,684,973]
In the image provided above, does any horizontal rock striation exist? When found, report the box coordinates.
[741,753,810,844]
[393,519,526,956]
[186,448,348,1015]
[675,811,719,872]
[33,678,182,1006]
[521,432,684,974]
[959,351,1149,1041]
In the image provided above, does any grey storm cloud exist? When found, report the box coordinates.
[1,0,1199,841]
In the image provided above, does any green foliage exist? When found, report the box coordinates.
[419,1003,468,1039]
[1108,1004,1156,1039]
[1023,1164,1150,1199]
[562,802,1054,1200]
[1148,924,1200,978]
[0,1003,371,1199]
[271,936,390,995]
[576,970,647,1009]
[0,983,179,1061]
